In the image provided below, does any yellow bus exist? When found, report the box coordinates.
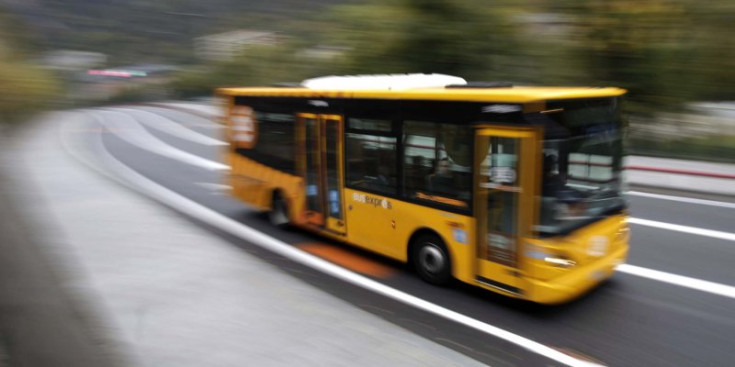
[217,74,630,304]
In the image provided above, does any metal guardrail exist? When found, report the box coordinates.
[624,165,735,180]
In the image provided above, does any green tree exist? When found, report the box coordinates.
[324,0,520,79]
[685,2,735,101]
[555,0,693,112]
[172,42,345,98]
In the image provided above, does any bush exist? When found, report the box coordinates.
[0,60,62,125]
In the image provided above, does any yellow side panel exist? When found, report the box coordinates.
[344,188,476,283]
[226,152,304,220]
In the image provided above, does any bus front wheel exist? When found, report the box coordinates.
[269,191,290,227]
[413,234,452,286]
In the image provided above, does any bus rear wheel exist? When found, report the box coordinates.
[413,234,452,285]
[269,191,290,227]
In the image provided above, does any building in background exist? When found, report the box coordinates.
[194,30,278,62]
[297,45,349,61]
[38,50,108,72]
[79,64,180,101]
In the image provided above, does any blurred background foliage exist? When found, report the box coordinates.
[0,9,61,124]
[0,0,733,160]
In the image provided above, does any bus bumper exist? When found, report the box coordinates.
[524,245,629,305]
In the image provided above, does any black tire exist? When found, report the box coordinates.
[268,192,290,227]
[412,234,452,285]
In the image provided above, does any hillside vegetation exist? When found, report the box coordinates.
[0,7,60,124]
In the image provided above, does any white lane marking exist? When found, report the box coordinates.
[88,111,230,171]
[195,183,232,195]
[618,264,735,300]
[195,183,232,191]
[157,102,221,117]
[139,105,225,129]
[114,108,227,146]
[628,217,735,242]
[627,191,735,209]
[72,120,601,367]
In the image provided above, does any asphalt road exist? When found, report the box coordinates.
[22,105,735,366]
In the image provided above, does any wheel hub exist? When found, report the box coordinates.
[419,245,445,274]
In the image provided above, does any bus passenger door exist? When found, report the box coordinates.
[474,127,540,295]
[297,113,347,235]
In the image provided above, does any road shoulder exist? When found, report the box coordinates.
[0,120,128,367]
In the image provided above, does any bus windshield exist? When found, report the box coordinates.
[535,98,625,236]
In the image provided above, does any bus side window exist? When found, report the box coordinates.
[403,121,472,206]
[405,155,430,193]
[345,133,397,194]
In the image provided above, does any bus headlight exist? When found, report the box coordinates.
[525,244,576,268]
[544,257,577,268]
[615,226,630,243]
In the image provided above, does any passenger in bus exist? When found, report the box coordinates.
[376,164,394,186]
[406,156,430,192]
[427,158,455,196]
[542,154,564,197]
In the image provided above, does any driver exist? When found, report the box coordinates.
[427,158,454,195]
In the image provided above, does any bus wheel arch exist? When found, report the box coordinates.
[408,229,453,285]
[268,189,290,227]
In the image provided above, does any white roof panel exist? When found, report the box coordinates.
[300,74,467,90]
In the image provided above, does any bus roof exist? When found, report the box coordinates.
[216,86,626,103]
